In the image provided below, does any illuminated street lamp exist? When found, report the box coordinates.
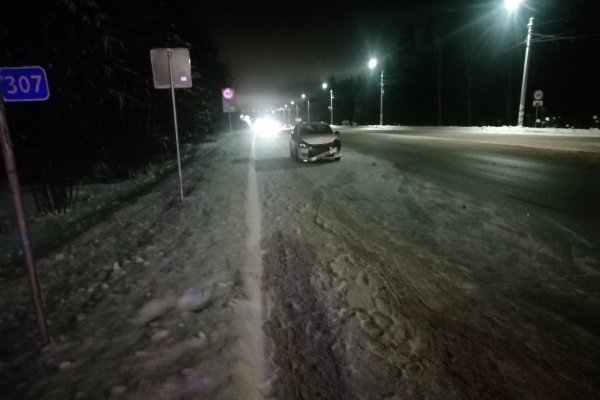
[504,0,520,12]
[322,83,333,125]
[505,0,533,127]
[302,93,310,122]
[291,100,298,119]
[368,57,384,126]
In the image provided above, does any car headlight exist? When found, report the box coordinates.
[299,142,308,148]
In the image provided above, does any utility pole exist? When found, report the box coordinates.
[379,69,384,126]
[330,89,334,125]
[517,17,533,127]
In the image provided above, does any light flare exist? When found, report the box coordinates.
[504,0,521,12]
[252,117,281,137]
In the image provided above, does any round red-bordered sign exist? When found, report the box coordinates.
[222,88,234,100]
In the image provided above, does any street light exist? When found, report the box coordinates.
[505,0,533,127]
[291,100,298,120]
[368,58,384,126]
[322,83,333,125]
[504,0,521,12]
[302,93,310,122]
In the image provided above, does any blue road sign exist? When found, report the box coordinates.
[0,66,50,102]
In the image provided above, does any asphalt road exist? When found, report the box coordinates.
[341,128,600,237]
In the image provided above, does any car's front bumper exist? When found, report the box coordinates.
[298,143,341,162]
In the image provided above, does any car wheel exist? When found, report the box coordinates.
[334,156,341,161]
[294,146,301,162]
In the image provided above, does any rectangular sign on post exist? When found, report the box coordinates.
[0,66,50,102]
[222,98,236,113]
[150,48,192,89]
[0,66,51,345]
[150,48,192,203]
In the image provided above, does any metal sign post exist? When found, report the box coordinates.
[533,90,544,128]
[533,101,543,127]
[222,88,236,131]
[0,67,51,346]
[167,51,184,203]
[150,48,192,203]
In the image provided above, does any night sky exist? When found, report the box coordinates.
[192,1,429,109]
[188,0,599,117]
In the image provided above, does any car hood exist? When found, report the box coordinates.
[300,134,337,145]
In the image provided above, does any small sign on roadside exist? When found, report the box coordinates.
[222,87,236,113]
[149,48,192,203]
[150,48,192,90]
[0,66,50,102]
[222,87,234,100]
[0,66,51,345]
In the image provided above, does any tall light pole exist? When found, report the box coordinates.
[368,58,384,126]
[291,100,298,120]
[379,69,384,126]
[505,0,532,127]
[322,83,333,125]
[302,93,310,122]
[517,17,533,127]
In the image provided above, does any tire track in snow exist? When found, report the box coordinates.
[231,132,269,398]
[262,231,353,400]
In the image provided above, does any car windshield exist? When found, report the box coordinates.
[300,124,333,135]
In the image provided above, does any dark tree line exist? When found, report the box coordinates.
[0,0,229,213]
[310,0,599,128]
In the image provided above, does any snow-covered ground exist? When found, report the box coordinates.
[1,137,269,399]
[1,127,599,399]
[253,130,599,399]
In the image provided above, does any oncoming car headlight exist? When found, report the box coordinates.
[252,117,281,137]
[299,142,308,148]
